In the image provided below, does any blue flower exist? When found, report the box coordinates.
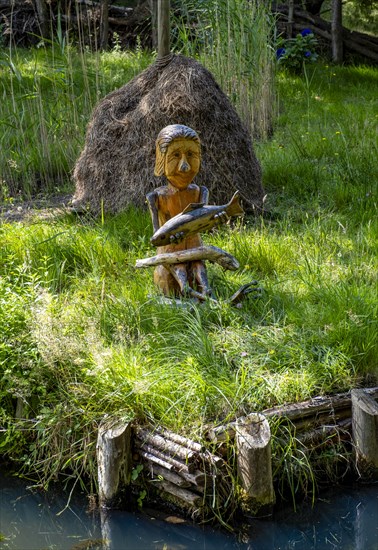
[276,47,286,59]
[305,51,312,58]
[301,28,313,37]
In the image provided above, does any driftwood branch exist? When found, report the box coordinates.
[135,245,239,271]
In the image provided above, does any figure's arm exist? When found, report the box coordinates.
[199,186,209,205]
[146,191,160,233]
[200,186,228,225]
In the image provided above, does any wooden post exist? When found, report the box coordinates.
[287,0,294,38]
[352,389,378,479]
[100,0,109,51]
[157,0,170,59]
[97,419,132,507]
[235,413,275,517]
[149,0,158,50]
[331,0,343,63]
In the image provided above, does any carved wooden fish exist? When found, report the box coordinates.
[150,191,244,247]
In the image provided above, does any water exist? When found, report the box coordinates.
[0,473,377,550]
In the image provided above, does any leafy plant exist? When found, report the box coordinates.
[276,29,318,73]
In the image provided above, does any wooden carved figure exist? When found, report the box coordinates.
[146,124,214,300]
[141,124,259,304]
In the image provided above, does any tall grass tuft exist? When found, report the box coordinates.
[174,0,276,140]
[0,41,152,198]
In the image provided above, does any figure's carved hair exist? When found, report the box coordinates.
[154,124,201,177]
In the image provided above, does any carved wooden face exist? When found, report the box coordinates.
[164,138,201,189]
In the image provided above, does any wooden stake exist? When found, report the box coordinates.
[235,413,275,517]
[352,389,378,479]
[157,0,170,59]
[331,0,343,63]
[97,420,132,507]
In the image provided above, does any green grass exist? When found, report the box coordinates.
[0,43,377,506]
[0,44,152,197]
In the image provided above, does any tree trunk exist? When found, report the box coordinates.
[35,0,49,39]
[331,0,343,63]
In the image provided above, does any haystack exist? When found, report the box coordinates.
[72,54,264,214]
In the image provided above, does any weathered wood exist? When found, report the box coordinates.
[297,418,351,446]
[99,0,109,51]
[207,389,378,443]
[146,462,191,488]
[135,245,239,271]
[138,449,176,471]
[287,0,294,38]
[235,414,275,517]
[274,4,378,62]
[159,479,203,508]
[96,420,132,507]
[157,0,170,59]
[135,440,196,473]
[157,427,205,453]
[352,389,378,478]
[331,0,343,63]
[149,0,158,50]
[137,428,198,463]
[146,462,207,491]
[35,0,49,38]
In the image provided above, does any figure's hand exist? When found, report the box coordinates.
[169,231,185,244]
[213,210,229,225]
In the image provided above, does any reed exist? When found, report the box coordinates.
[175,0,276,140]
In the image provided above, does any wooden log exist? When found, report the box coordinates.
[146,462,191,488]
[146,462,207,492]
[135,440,196,473]
[135,245,239,271]
[235,414,275,517]
[96,420,132,507]
[136,428,198,463]
[352,389,378,479]
[138,449,176,471]
[297,418,352,446]
[159,479,203,508]
[157,427,205,453]
[207,390,378,443]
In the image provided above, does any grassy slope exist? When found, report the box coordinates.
[0,53,377,489]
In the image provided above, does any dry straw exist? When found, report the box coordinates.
[72,54,264,215]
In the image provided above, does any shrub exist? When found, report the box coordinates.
[276,29,318,73]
